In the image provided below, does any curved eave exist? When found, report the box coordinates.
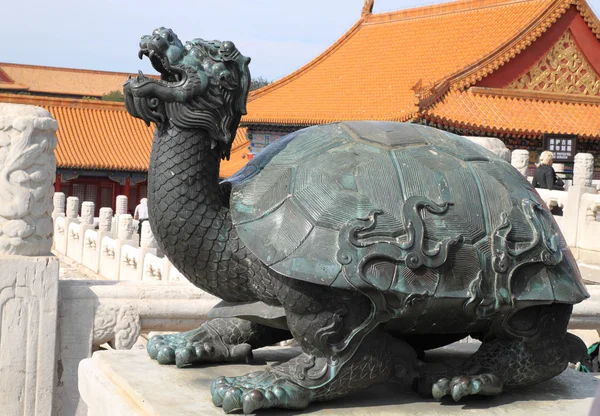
[421,89,600,139]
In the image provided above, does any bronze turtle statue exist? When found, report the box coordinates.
[123,28,589,414]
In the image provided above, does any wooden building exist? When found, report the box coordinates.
[243,0,600,174]
[0,64,250,215]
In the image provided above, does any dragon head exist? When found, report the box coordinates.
[123,27,251,159]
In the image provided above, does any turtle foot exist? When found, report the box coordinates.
[211,370,313,414]
[432,373,503,401]
[147,327,252,368]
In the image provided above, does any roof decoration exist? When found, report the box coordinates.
[507,29,600,95]
[362,0,374,17]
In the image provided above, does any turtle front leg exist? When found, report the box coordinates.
[211,331,404,413]
[147,318,290,367]
[211,279,417,414]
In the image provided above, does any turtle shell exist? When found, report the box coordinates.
[227,122,588,306]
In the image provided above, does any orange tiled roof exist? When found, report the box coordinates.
[244,0,600,128]
[0,63,158,98]
[423,88,600,138]
[0,94,249,177]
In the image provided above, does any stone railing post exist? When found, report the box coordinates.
[52,192,66,251]
[52,191,66,220]
[138,221,160,280]
[99,214,137,281]
[63,196,80,254]
[511,149,529,177]
[67,196,79,219]
[573,153,594,187]
[82,208,113,274]
[564,153,597,248]
[113,195,128,239]
[68,202,96,263]
[0,103,59,416]
[99,207,113,234]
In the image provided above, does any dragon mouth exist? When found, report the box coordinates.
[137,47,182,83]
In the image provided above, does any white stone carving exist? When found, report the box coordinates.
[462,136,511,161]
[121,245,138,270]
[69,222,81,241]
[53,191,65,219]
[115,195,128,216]
[81,201,95,225]
[511,149,530,176]
[574,153,595,187]
[93,304,141,350]
[144,253,165,280]
[0,104,57,256]
[66,196,79,219]
[85,231,97,249]
[99,207,113,232]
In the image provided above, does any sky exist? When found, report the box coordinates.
[4,0,600,82]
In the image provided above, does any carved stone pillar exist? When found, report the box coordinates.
[114,195,128,238]
[99,208,113,233]
[83,208,114,274]
[115,195,128,216]
[511,149,529,177]
[140,221,158,249]
[118,214,136,243]
[0,103,59,416]
[66,196,79,219]
[53,191,66,220]
[573,153,594,187]
[81,201,95,225]
[68,202,96,263]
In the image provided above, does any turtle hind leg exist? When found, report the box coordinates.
[147,317,291,367]
[426,303,581,401]
[211,279,417,414]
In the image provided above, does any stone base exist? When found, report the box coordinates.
[0,255,59,416]
[79,345,600,415]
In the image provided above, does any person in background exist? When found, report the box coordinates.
[532,151,565,216]
[532,151,565,191]
[134,198,149,242]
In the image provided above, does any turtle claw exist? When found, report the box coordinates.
[432,374,503,401]
[432,377,450,401]
[147,330,252,367]
[211,370,313,414]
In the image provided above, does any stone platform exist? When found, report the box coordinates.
[79,345,600,416]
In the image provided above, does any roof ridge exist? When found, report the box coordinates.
[0,93,128,110]
[0,62,158,78]
[366,0,548,24]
